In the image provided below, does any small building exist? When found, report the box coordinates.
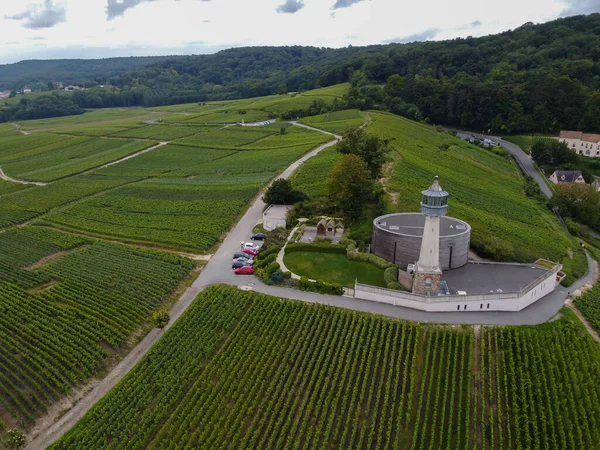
[559,130,600,157]
[262,204,292,231]
[549,170,585,184]
[23,87,32,94]
[593,179,600,192]
[316,218,344,238]
[0,90,11,99]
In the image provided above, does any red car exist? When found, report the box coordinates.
[234,265,254,275]
[242,248,258,257]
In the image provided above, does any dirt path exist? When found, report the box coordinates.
[0,166,46,186]
[566,301,600,344]
[100,141,168,168]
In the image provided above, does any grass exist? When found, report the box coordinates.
[283,251,386,287]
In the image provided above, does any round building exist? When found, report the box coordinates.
[372,213,471,270]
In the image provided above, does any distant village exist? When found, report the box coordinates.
[0,82,88,99]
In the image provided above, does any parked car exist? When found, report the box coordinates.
[234,265,254,275]
[233,251,250,259]
[232,260,249,269]
[233,257,254,265]
[244,242,260,250]
[242,248,258,257]
[251,233,267,241]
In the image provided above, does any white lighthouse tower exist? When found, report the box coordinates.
[413,176,449,296]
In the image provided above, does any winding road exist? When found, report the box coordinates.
[456,131,553,198]
[26,122,594,449]
[0,166,47,186]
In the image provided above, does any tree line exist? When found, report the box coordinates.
[2,13,600,131]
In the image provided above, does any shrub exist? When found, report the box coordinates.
[265,262,281,275]
[347,241,395,269]
[270,270,285,284]
[257,254,277,269]
[283,271,292,279]
[152,308,170,329]
[254,268,269,282]
[297,276,343,295]
[387,281,403,290]
[6,429,26,449]
[286,243,346,254]
[384,266,398,285]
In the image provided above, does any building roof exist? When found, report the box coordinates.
[442,262,551,295]
[421,176,449,198]
[374,213,470,238]
[582,133,600,143]
[560,130,600,143]
[552,170,583,182]
[263,204,291,220]
[560,130,583,139]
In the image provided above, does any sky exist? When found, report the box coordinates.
[0,0,598,64]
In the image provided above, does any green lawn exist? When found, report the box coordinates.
[283,251,386,287]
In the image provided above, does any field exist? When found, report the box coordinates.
[0,227,193,428]
[37,128,331,251]
[52,286,600,450]
[574,284,600,332]
[283,251,386,287]
[0,136,156,182]
[300,109,366,133]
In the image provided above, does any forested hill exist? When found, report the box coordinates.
[2,13,600,133]
[0,56,174,90]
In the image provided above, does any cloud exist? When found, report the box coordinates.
[560,0,600,16]
[331,0,365,9]
[384,28,441,44]
[276,0,304,14]
[106,0,213,20]
[106,0,158,20]
[471,20,482,27]
[5,0,66,29]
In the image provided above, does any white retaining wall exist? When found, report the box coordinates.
[354,266,560,312]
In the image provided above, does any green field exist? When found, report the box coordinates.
[283,251,386,287]
[0,137,156,182]
[0,227,192,428]
[52,286,600,450]
[290,144,342,197]
[300,109,366,133]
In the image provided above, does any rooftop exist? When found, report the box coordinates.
[442,262,551,295]
[263,204,292,220]
[374,213,470,238]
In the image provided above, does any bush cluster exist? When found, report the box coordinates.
[298,276,344,295]
[346,239,395,270]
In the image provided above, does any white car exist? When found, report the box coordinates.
[243,242,260,251]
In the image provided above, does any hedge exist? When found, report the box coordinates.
[257,254,277,269]
[285,243,347,255]
[298,276,344,295]
[260,244,281,259]
[346,240,396,270]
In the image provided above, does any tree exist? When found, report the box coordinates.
[263,179,307,204]
[337,126,389,178]
[327,154,373,219]
[531,139,578,168]
[152,308,170,329]
[5,429,26,449]
[552,183,600,231]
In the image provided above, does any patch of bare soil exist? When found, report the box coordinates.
[25,251,69,270]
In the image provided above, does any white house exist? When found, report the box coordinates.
[559,130,600,157]
[549,170,585,185]
[23,87,32,94]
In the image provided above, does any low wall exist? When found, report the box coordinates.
[354,265,561,312]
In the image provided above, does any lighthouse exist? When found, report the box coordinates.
[413,176,449,296]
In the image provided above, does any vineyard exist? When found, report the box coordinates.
[300,109,366,133]
[0,137,156,182]
[39,127,331,251]
[52,286,600,450]
[574,284,600,332]
[290,144,342,197]
[0,227,193,428]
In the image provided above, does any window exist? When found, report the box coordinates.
[425,278,432,288]
[561,175,565,180]
[464,305,467,310]
[457,305,460,310]
[480,304,483,309]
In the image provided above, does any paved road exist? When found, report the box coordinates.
[456,131,553,198]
